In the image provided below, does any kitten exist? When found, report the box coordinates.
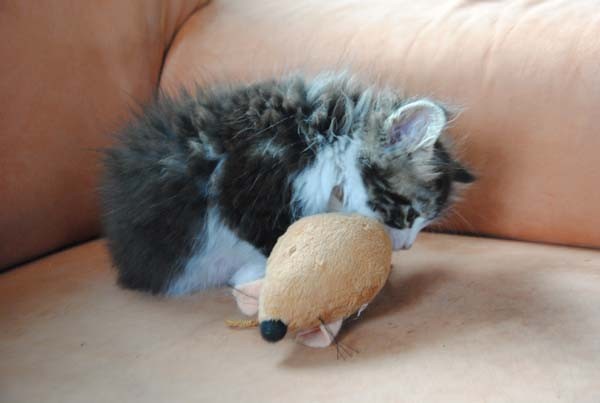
[101,73,474,295]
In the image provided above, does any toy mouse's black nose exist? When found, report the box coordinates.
[260,320,287,342]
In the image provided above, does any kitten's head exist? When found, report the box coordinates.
[361,99,475,250]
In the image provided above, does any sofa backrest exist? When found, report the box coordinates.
[161,0,600,250]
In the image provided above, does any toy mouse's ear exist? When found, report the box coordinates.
[295,320,343,348]
[232,279,263,316]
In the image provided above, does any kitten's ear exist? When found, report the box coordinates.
[453,163,476,183]
[385,100,447,153]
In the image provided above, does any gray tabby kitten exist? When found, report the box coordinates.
[101,73,474,295]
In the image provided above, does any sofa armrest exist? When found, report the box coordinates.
[0,0,209,269]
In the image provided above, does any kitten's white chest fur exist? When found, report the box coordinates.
[292,136,376,218]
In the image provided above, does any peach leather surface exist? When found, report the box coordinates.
[161,0,600,249]
[0,0,208,270]
[1,234,599,403]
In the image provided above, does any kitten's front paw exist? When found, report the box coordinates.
[230,263,266,286]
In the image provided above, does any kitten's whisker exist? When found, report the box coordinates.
[232,126,253,139]
[233,115,294,141]
[449,208,476,233]
[253,115,295,136]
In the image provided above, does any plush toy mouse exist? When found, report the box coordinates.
[232,213,392,348]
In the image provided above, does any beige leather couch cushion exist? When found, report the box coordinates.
[162,0,600,249]
[0,0,207,269]
[1,234,599,402]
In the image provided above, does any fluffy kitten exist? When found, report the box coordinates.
[101,73,474,295]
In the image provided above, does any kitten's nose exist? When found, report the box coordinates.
[260,320,287,342]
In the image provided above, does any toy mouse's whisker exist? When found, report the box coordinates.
[319,317,358,360]
[341,341,358,355]
[337,340,358,360]
[342,345,353,360]
[336,340,357,360]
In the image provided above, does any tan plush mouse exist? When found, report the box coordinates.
[232,213,392,348]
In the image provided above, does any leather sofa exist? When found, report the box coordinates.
[2,1,599,401]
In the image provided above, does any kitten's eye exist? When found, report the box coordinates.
[406,207,418,225]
